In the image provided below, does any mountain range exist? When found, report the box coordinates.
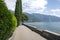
[25,13,60,22]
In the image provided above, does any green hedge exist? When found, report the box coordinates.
[0,0,17,40]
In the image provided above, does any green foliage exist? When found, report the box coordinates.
[21,13,28,22]
[15,0,22,26]
[0,0,17,40]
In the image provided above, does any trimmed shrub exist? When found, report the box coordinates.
[0,0,17,40]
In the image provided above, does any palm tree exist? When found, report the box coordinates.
[15,0,22,26]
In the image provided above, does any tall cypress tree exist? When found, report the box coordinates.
[15,0,22,26]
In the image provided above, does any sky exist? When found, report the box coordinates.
[5,0,60,17]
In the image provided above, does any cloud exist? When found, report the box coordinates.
[41,9,60,17]
[5,0,60,17]
[5,0,47,13]
[46,8,60,17]
[5,0,16,11]
[22,0,47,13]
[30,0,47,9]
[51,9,60,17]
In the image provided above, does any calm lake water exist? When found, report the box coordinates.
[24,22,60,34]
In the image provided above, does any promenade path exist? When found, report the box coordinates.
[9,25,46,40]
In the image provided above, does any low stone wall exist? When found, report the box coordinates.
[22,24,43,34]
[22,24,60,40]
[42,30,60,40]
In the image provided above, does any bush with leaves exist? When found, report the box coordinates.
[0,0,17,40]
[21,13,28,23]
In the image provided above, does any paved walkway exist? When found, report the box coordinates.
[9,25,46,40]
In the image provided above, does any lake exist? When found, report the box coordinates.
[24,22,60,34]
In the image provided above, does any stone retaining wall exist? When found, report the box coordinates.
[22,24,60,40]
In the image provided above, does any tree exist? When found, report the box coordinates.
[15,0,22,26]
[0,0,17,40]
[21,13,28,24]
